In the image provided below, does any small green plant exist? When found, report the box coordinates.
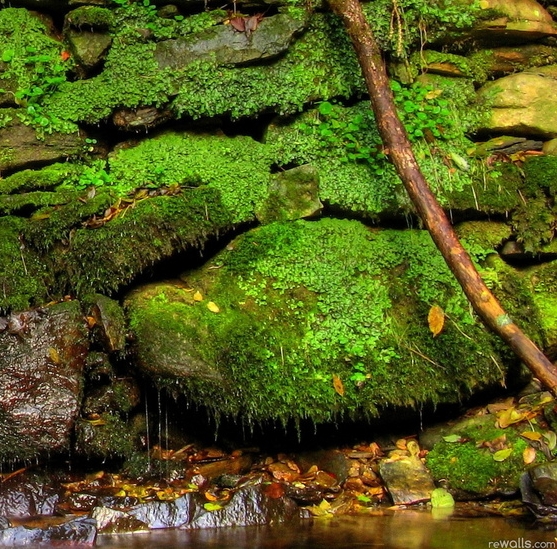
[303,81,456,176]
[75,160,114,191]
[391,80,456,140]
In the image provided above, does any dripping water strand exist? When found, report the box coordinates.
[144,393,151,473]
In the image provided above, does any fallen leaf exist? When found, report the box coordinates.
[203,502,223,511]
[496,407,527,428]
[523,446,537,465]
[424,88,443,100]
[333,374,345,396]
[428,305,445,337]
[544,431,557,451]
[207,301,220,313]
[193,291,203,302]
[48,347,60,365]
[443,434,462,443]
[520,431,542,441]
[492,448,513,462]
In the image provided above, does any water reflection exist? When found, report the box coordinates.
[97,512,557,549]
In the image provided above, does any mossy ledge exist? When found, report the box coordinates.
[125,218,524,424]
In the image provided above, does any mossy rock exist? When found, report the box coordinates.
[266,94,515,217]
[425,412,547,498]
[125,218,517,424]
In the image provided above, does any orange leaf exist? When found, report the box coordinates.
[333,374,344,396]
[520,431,542,441]
[523,446,537,465]
[428,305,445,337]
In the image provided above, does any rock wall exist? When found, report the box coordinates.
[1,0,557,461]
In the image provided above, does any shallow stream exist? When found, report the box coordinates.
[96,513,557,549]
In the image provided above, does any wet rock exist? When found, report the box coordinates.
[92,506,149,534]
[379,456,435,505]
[256,165,322,223]
[521,467,557,520]
[0,301,88,460]
[187,481,300,529]
[0,473,60,518]
[471,0,557,44]
[128,493,198,529]
[155,13,306,69]
[0,516,96,546]
[527,462,557,506]
[0,111,86,172]
[112,106,173,131]
[88,294,127,352]
[477,67,557,138]
[66,30,112,73]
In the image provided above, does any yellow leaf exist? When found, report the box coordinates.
[520,431,542,441]
[193,291,203,302]
[48,347,60,365]
[523,446,537,465]
[496,407,526,428]
[424,88,442,100]
[493,448,513,462]
[479,0,490,8]
[428,305,445,337]
[207,301,220,313]
[332,374,344,397]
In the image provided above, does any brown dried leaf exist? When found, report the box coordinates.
[333,374,345,397]
[428,305,445,337]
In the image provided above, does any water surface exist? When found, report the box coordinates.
[96,512,557,549]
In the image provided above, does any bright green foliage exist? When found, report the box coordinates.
[0,9,77,135]
[0,217,50,312]
[427,417,539,495]
[364,0,481,57]
[128,219,511,423]
[267,96,514,216]
[108,131,274,222]
[171,13,362,120]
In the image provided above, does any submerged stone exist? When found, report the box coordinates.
[379,455,436,505]
[0,516,96,546]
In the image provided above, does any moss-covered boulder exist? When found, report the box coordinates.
[424,392,555,498]
[125,218,524,424]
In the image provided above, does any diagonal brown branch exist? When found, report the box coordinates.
[327,0,557,394]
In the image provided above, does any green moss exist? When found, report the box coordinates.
[58,187,234,295]
[108,131,274,222]
[426,436,530,495]
[426,415,544,495]
[171,14,362,120]
[0,216,50,312]
[75,413,136,459]
[45,36,172,125]
[0,163,82,194]
[523,155,557,197]
[65,7,116,30]
[128,219,510,423]
[266,97,517,216]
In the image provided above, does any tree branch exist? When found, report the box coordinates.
[327,0,557,394]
